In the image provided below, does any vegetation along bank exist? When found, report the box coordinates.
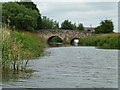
[2,27,45,71]
[78,33,120,49]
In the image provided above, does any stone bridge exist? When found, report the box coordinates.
[36,29,94,44]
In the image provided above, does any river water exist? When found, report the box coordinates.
[2,46,118,88]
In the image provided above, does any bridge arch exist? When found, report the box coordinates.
[70,38,80,45]
[47,36,63,45]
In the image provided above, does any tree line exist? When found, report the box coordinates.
[2,1,114,33]
[2,2,84,31]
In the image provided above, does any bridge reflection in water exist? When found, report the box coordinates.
[49,42,63,47]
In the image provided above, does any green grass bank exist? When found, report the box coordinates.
[1,27,45,71]
[79,33,120,49]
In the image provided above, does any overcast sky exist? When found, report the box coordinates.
[34,2,118,32]
[0,0,119,32]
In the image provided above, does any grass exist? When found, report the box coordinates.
[78,33,120,49]
[1,26,45,71]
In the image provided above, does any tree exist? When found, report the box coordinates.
[61,20,76,30]
[17,1,42,29]
[95,20,114,34]
[72,23,77,30]
[2,2,39,31]
[53,21,59,29]
[41,16,59,29]
[77,23,84,30]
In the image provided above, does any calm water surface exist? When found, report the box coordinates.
[3,46,118,88]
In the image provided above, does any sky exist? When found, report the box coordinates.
[0,0,119,32]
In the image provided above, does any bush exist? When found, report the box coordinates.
[95,20,114,34]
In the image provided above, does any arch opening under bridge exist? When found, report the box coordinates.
[47,36,63,45]
[70,38,80,45]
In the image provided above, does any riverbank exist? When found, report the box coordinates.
[78,33,120,49]
[1,27,45,71]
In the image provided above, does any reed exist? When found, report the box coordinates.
[1,27,45,71]
[79,33,120,49]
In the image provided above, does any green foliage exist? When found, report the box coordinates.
[13,31,44,58]
[2,2,39,31]
[61,20,76,30]
[2,27,45,70]
[77,23,84,31]
[41,16,59,29]
[61,20,84,30]
[95,20,114,34]
[17,1,42,29]
[79,33,120,49]
[17,1,39,11]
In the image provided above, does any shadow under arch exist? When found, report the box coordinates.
[47,36,63,45]
[70,38,80,45]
